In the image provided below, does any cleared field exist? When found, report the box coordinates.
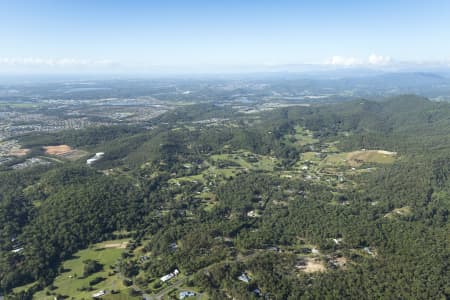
[170,173,205,184]
[321,141,340,153]
[12,281,36,294]
[209,150,277,171]
[170,150,277,185]
[323,150,397,167]
[302,257,326,273]
[347,150,397,165]
[43,144,88,160]
[284,126,319,147]
[43,145,73,155]
[9,148,30,156]
[100,240,129,249]
[59,150,89,160]
[33,238,130,299]
[384,206,412,219]
[102,292,142,300]
[301,151,321,162]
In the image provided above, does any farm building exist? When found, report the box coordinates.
[160,268,180,282]
[92,290,106,298]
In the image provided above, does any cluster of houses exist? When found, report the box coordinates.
[160,268,180,282]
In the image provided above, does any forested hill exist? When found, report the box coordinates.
[1,95,450,299]
[285,95,450,154]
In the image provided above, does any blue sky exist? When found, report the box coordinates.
[0,0,449,72]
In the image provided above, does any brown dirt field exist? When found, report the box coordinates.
[335,256,348,268]
[43,145,87,160]
[9,148,30,157]
[43,145,73,155]
[347,150,396,167]
[303,257,326,273]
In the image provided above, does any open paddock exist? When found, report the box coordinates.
[9,148,30,156]
[323,150,397,167]
[43,144,88,160]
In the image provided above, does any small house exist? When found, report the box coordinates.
[179,291,196,299]
[238,273,251,283]
[92,290,106,298]
[11,247,24,253]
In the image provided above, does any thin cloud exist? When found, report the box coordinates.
[0,57,116,67]
[326,54,393,67]
[368,54,391,65]
[327,56,363,66]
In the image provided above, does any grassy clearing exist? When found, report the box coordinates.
[284,126,319,147]
[209,167,241,179]
[33,239,129,299]
[203,199,218,212]
[102,291,143,300]
[321,142,340,153]
[323,150,397,167]
[12,281,37,294]
[209,150,277,171]
[293,126,319,146]
[347,150,396,165]
[384,206,412,219]
[301,152,321,162]
[170,173,205,184]
[322,153,348,166]
[170,150,277,186]
[302,257,326,273]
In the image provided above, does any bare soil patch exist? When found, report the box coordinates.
[347,150,397,167]
[9,148,30,157]
[303,257,326,273]
[43,145,88,160]
[101,241,128,249]
[43,145,73,155]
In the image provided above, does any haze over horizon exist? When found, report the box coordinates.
[1,0,450,74]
